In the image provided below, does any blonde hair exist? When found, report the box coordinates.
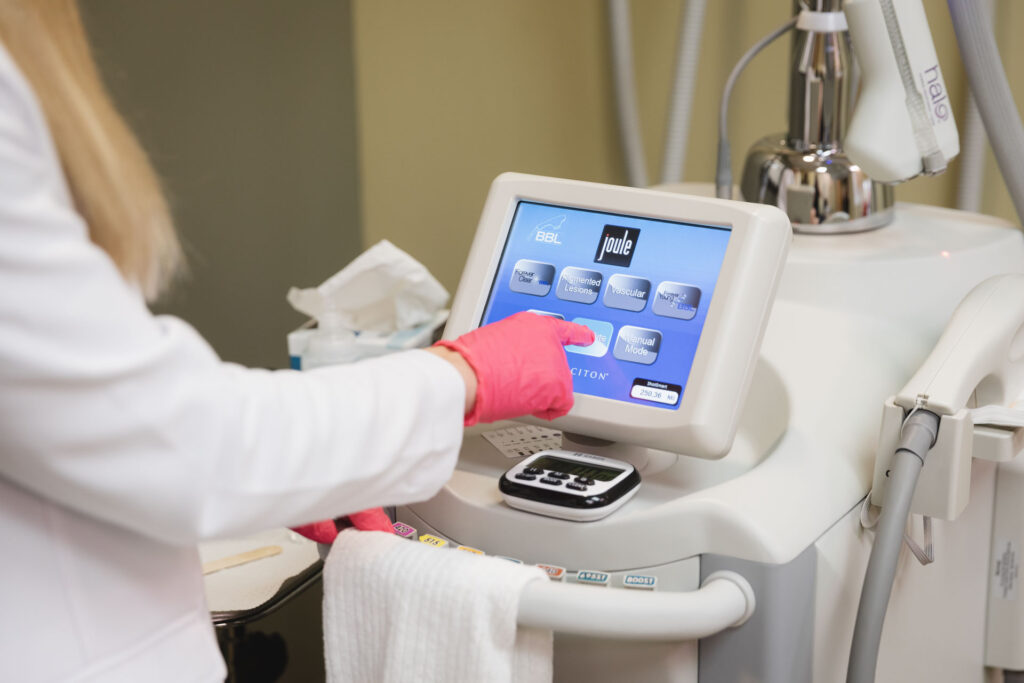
[0,0,181,300]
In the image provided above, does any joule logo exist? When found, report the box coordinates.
[594,225,640,267]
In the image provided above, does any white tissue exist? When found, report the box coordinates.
[287,240,449,334]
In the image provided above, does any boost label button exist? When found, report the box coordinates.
[613,326,662,365]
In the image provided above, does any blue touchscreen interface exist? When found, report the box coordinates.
[480,200,731,410]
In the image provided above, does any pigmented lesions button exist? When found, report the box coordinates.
[556,267,603,304]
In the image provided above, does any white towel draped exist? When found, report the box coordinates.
[323,529,553,683]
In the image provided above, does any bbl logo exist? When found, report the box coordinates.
[594,225,640,267]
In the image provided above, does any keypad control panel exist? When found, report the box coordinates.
[498,449,641,522]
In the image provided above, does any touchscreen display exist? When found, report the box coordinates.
[480,200,731,410]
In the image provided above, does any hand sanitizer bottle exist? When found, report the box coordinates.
[300,303,361,369]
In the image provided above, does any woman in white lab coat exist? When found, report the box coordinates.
[0,3,591,681]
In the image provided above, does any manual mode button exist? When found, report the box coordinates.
[613,326,662,365]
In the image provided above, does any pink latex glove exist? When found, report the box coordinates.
[435,311,595,426]
[292,507,394,544]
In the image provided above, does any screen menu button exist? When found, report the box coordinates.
[566,317,613,357]
[613,326,662,365]
[556,267,603,304]
[510,260,556,297]
[603,274,651,312]
[652,282,701,320]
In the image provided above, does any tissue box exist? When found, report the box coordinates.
[287,309,449,370]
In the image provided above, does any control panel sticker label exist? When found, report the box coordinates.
[603,274,651,312]
[392,522,417,539]
[652,282,702,320]
[613,326,662,365]
[418,534,448,548]
[509,260,555,297]
[576,570,610,585]
[993,538,1019,600]
[623,574,658,590]
[556,267,603,304]
[537,564,566,581]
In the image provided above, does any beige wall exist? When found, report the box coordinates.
[353,1,1024,294]
[84,1,362,369]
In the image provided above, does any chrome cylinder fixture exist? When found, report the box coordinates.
[741,0,894,233]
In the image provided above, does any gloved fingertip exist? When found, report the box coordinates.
[555,320,596,347]
[348,508,395,533]
[291,520,339,545]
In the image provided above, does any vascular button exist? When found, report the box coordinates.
[548,472,571,480]
[566,482,587,491]
[524,467,544,475]
[540,477,563,486]
[515,473,537,481]
[575,477,596,485]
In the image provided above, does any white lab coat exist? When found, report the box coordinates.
[0,44,465,681]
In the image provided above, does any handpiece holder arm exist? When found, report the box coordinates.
[517,571,755,641]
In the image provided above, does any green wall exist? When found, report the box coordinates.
[83,0,362,369]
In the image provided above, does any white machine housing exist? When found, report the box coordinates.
[444,173,791,459]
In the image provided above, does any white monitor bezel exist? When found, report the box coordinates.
[445,173,791,459]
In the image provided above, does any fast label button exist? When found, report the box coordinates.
[510,260,556,297]
[613,326,662,365]
[566,317,613,357]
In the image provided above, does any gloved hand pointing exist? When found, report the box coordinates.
[435,311,595,425]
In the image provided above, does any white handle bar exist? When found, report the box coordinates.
[517,570,755,641]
